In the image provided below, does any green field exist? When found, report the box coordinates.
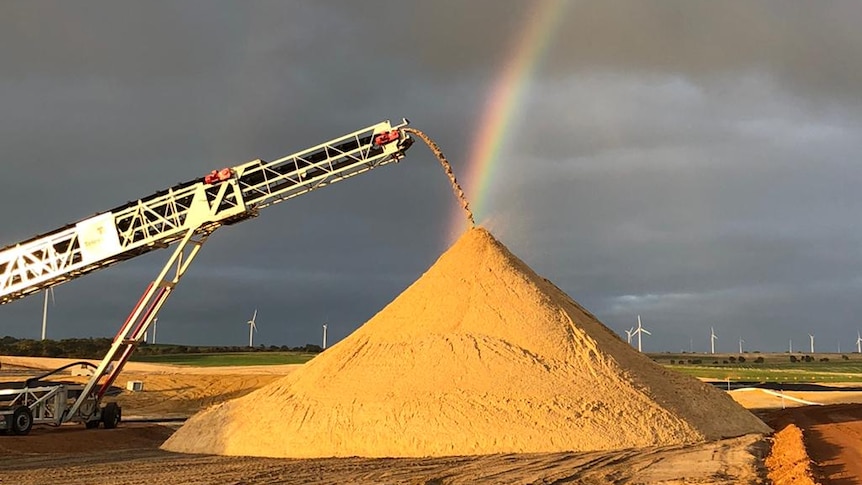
[130,352,317,366]
[129,350,862,382]
[652,352,862,383]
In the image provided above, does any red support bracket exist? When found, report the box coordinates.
[373,130,401,148]
[205,168,234,184]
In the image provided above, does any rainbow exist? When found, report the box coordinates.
[449,0,566,238]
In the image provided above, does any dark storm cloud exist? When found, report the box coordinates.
[318,1,862,104]
[549,2,862,103]
[492,79,862,353]
[2,1,862,352]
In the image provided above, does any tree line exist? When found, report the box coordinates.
[0,336,322,359]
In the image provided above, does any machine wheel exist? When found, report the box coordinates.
[85,419,100,429]
[101,402,121,429]
[11,406,33,435]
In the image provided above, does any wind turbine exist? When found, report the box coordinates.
[808,334,815,354]
[322,323,328,350]
[856,331,862,354]
[151,317,158,344]
[632,315,651,352]
[738,337,744,354]
[710,327,718,354]
[247,309,258,347]
[789,339,793,353]
[41,287,55,341]
[624,327,634,345]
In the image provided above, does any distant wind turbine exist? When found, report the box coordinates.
[151,316,158,344]
[633,315,651,352]
[856,331,862,354]
[41,287,55,341]
[789,339,793,353]
[809,334,815,354]
[710,327,718,354]
[624,327,634,345]
[322,323,328,349]
[247,309,258,347]
[738,337,744,354]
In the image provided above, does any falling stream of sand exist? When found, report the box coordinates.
[402,127,475,227]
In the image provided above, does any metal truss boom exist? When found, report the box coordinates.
[0,118,417,428]
[0,119,412,305]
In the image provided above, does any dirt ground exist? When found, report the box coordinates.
[0,427,768,485]
[0,356,299,418]
[726,385,862,484]
[1,356,860,484]
[763,404,862,485]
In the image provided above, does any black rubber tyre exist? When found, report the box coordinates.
[85,419,100,429]
[11,406,33,436]
[101,402,121,429]
[0,406,9,434]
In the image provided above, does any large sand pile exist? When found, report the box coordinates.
[163,227,769,458]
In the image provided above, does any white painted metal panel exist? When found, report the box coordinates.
[76,213,122,264]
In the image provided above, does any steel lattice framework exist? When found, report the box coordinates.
[0,120,411,305]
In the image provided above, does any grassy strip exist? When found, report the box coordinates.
[130,352,317,366]
[652,352,862,383]
[667,364,862,383]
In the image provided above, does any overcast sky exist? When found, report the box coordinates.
[2,1,862,353]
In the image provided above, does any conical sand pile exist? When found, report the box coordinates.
[163,227,769,458]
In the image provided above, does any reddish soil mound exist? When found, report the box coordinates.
[163,227,769,458]
[766,424,821,485]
